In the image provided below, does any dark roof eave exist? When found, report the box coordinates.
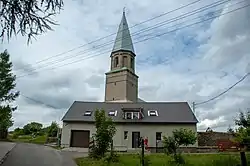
[62,120,198,124]
[111,49,136,57]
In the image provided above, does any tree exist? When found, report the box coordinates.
[23,122,43,135]
[0,50,19,139]
[227,125,235,134]
[163,128,197,165]
[89,109,116,159]
[12,127,24,139]
[205,127,213,132]
[234,111,250,148]
[233,110,250,166]
[0,0,64,43]
[47,121,58,137]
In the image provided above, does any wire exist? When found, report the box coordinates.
[20,94,58,109]
[14,0,203,71]
[19,0,230,73]
[195,72,250,106]
[16,2,250,79]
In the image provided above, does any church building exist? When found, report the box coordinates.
[61,11,198,151]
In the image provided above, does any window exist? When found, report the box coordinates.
[131,57,134,69]
[156,132,162,141]
[122,56,128,67]
[132,112,139,119]
[125,112,132,119]
[114,57,119,67]
[83,110,92,116]
[124,131,128,140]
[108,110,117,116]
[148,110,158,116]
[124,112,141,119]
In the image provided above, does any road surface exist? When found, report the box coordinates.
[2,143,79,166]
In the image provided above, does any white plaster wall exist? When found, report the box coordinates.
[61,122,198,149]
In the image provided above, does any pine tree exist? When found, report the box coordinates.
[0,50,19,139]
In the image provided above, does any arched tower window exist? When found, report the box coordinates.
[114,57,119,67]
[122,56,128,67]
[131,57,134,70]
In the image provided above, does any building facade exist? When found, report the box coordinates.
[61,11,198,151]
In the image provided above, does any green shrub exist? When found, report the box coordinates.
[12,133,19,139]
[46,137,57,143]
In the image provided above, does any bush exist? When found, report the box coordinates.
[89,109,116,159]
[12,133,19,139]
[46,137,58,143]
[163,128,197,165]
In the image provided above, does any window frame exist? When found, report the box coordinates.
[132,112,140,119]
[83,110,92,116]
[114,56,119,67]
[108,110,118,117]
[125,112,132,119]
[156,132,162,141]
[148,110,158,116]
[124,131,128,140]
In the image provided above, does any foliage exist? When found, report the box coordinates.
[163,128,197,165]
[47,121,59,137]
[23,122,43,135]
[11,121,59,143]
[227,125,235,134]
[139,154,151,166]
[89,109,116,159]
[12,127,24,139]
[234,111,250,148]
[0,50,19,139]
[0,0,64,43]
[11,134,47,144]
[75,153,244,166]
[205,127,213,132]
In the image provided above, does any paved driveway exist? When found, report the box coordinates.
[2,143,82,166]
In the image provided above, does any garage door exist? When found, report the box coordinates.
[70,130,90,148]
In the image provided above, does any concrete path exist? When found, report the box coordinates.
[0,142,16,165]
[1,143,81,166]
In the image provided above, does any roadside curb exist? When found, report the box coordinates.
[0,143,16,165]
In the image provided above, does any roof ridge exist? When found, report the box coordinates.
[74,101,188,104]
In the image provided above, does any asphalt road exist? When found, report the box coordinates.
[2,143,78,166]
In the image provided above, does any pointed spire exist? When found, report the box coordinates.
[112,10,135,54]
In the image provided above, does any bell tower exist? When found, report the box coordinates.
[105,11,138,102]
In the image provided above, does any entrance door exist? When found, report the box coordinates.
[132,132,140,148]
[70,130,90,148]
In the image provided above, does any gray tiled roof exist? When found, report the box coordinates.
[112,11,135,54]
[62,101,198,124]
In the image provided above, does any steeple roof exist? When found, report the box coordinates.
[112,11,135,54]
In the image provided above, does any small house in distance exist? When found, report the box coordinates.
[61,11,198,151]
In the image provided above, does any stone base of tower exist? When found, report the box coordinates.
[105,67,138,103]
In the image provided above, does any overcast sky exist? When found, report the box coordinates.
[0,0,250,131]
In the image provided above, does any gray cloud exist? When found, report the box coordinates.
[1,0,249,132]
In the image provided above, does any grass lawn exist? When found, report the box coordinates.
[11,135,47,144]
[75,153,250,166]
